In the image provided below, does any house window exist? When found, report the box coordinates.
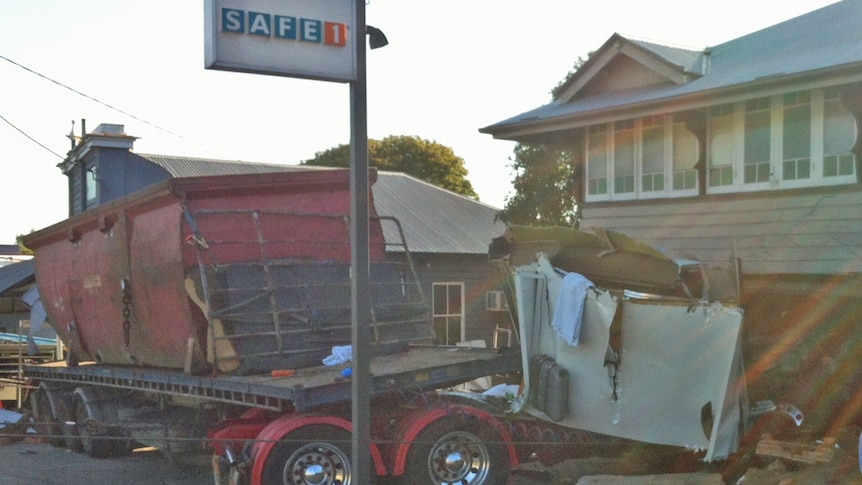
[708,104,735,189]
[707,87,857,194]
[823,88,857,179]
[641,116,665,193]
[613,120,636,196]
[782,91,811,181]
[432,282,464,345]
[585,115,699,202]
[587,125,609,196]
[85,165,98,209]
[672,122,699,190]
[743,97,772,184]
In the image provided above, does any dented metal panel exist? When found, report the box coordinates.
[511,255,746,461]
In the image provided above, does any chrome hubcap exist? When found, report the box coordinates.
[284,442,350,485]
[427,431,490,484]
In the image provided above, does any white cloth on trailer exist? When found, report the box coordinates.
[551,272,594,347]
[322,345,352,365]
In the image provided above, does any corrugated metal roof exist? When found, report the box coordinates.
[139,154,503,255]
[628,39,704,74]
[140,154,309,177]
[482,0,862,136]
[0,259,34,295]
[372,173,506,254]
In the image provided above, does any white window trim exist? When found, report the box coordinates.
[707,88,858,194]
[585,116,700,202]
[669,120,700,198]
[432,282,465,344]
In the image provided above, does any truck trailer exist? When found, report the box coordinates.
[22,169,795,485]
[23,169,524,485]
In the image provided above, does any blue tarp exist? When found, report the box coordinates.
[0,332,56,347]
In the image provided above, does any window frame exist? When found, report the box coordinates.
[84,163,99,209]
[706,88,857,194]
[584,115,700,202]
[431,282,465,346]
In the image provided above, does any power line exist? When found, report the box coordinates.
[0,113,64,159]
[0,53,193,144]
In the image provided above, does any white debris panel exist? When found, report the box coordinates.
[512,255,746,461]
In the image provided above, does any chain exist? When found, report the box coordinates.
[121,278,132,347]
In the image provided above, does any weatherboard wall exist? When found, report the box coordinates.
[581,185,862,276]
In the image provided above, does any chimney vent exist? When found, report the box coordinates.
[93,123,125,135]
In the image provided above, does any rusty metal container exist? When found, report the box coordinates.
[24,169,430,374]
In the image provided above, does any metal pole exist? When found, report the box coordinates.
[350,0,371,483]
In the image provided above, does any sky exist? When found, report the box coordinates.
[0,0,840,244]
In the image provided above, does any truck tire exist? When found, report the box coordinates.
[72,387,130,458]
[31,383,64,447]
[56,391,84,453]
[261,424,353,485]
[405,415,510,485]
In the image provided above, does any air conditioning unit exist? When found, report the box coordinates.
[485,291,509,311]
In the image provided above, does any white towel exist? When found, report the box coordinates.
[552,272,594,347]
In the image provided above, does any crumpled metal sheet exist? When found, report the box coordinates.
[512,255,745,461]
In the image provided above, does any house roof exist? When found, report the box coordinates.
[481,0,862,140]
[140,154,311,177]
[0,259,34,296]
[370,172,505,255]
[139,154,504,255]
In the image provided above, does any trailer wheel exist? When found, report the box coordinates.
[56,392,84,453]
[262,424,353,485]
[31,383,64,447]
[72,387,130,458]
[405,416,510,485]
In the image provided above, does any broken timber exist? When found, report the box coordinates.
[755,434,835,464]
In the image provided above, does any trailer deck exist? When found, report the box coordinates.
[25,346,520,412]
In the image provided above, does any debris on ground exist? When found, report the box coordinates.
[0,408,34,446]
[755,434,835,464]
[508,426,862,484]
[575,473,723,484]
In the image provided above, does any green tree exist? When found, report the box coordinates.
[302,135,478,199]
[551,55,592,99]
[498,55,591,226]
[496,143,578,226]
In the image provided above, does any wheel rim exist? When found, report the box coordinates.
[75,397,94,454]
[426,430,490,485]
[283,441,352,485]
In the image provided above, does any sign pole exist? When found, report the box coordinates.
[350,0,371,483]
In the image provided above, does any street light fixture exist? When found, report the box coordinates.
[367,25,388,49]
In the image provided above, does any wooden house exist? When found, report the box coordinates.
[481,0,862,433]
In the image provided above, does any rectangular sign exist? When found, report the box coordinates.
[205,0,356,82]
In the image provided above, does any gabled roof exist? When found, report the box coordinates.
[481,0,862,140]
[554,34,705,102]
[139,154,504,255]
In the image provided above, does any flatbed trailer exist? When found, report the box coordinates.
[25,346,520,413]
[27,347,523,485]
